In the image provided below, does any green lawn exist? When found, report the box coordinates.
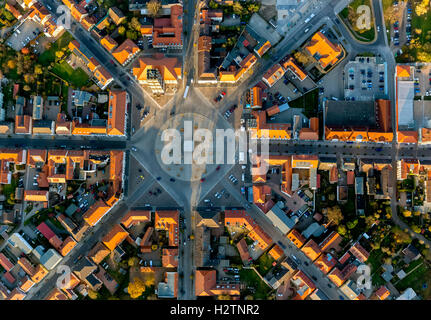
[239,268,273,299]
[52,61,90,88]
[395,260,431,299]
[256,254,274,277]
[340,0,375,42]
[38,32,74,66]
[289,88,319,118]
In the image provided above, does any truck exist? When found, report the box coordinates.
[183,85,190,99]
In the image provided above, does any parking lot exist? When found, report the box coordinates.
[344,56,387,101]
[6,20,41,51]
[412,64,431,97]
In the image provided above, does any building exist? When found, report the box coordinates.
[224,210,272,251]
[68,40,114,89]
[82,199,111,227]
[262,63,285,87]
[290,270,316,299]
[155,210,179,247]
[157,271,178,298]
[102,224,129,251]
[304,31,343,70]
[132,54,182,94]
[195,269,240,296]
[32,96,44,120]
[107,91,128,136]
[121,210,151,229]
[325,99,393,142]
[112,39,140,66]
[152,4,183,49]
[395,65,415,140]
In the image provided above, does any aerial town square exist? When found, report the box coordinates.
[0,0,431,305]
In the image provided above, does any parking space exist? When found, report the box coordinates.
[344,56,387,101]
[6,20,41,51]
[75,188,96,213]
[413,64,431,97]
[133,181,180,208]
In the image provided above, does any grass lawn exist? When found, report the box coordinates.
[256,254,274,277]
[340,0,375,42]
[289,88,319,118]
[38,32,74,66]
[395,260,431,299]
[367,249,387,286]
[52,61,90,88]
[239,268,273,299]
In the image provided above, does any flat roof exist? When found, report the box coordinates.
[325,101,375,128]
[397,80,415,128]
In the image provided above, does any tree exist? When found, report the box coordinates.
[147,0,161,17]
[128,277,146,299]
[128,257,139,267]
[217,294,232,300]
[293,51,308,65]
[392,226,412,244]
[337,224,347,236]
[147,294,157,300]
[88,289,99,299]
[327,206,343,225]
[411,225,421,234]
[346,219,358,230]
[130,17,141,31]
[415,0,430,16]
[7,59,16,69]
[403,210,412,218]
[126,30,138,41]
[118,26,126,35]
[233,2,243,15]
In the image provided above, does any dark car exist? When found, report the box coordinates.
[170,178,175,182]
[200,178,206,182]
[216,165,221,171]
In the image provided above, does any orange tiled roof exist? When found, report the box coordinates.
[398,130,418,143]
[195,269,240,296]
[268,245,284,261]
[281,57,307,81]
[396,65,412,78]
[328,268,345,287]
[349,242,369,263]
[291,270,316,299]
[287,229,306,248]
[121,210,150,229]
[102,224,129,251]
[314,253,337,274]
[88,242,111,264]
[133,55,182,83]
[112,39,140,65]
[24,190,49,202]
[375,286,390,300]
[236,238,251,262]
[19,276,35,293]
[301,239,322,261]
[262,64,285,87]
[82,199,111,226]
[250,111,291,139]
[15,115,32,134]
[305,32,342,69]
[45,288,68,300]
[101,35,118,52]
[162,248,178,268]
[319,231,341,252]
[59,236,77,256]
[152,4,183,48]
[155,210,179,247]
[107,91,127,136]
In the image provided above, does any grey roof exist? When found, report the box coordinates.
[325,100,376,128]
[40,249,62,270]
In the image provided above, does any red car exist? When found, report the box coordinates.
[216,165,221,171]
[221,91,226,96]
[200,178,206,182]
